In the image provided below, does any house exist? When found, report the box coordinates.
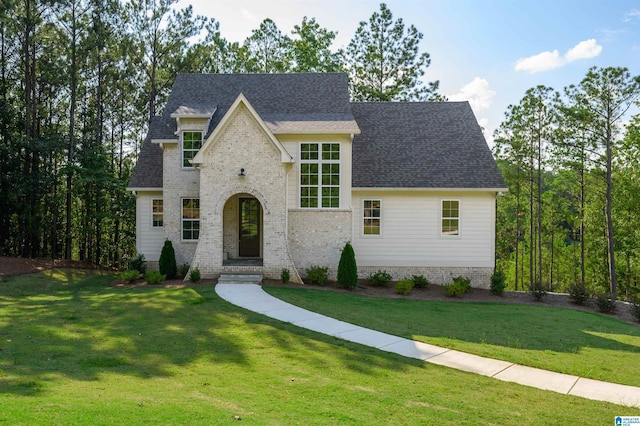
[127,73,506,287]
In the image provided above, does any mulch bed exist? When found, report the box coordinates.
[2,256,637,326]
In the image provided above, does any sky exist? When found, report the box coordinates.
[176,0,640,143]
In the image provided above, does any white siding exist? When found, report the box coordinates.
[352,190,496,268]
[136,191,165,262]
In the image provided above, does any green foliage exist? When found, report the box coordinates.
[453,276,471,292]
[127,254,146,275]
[179,263,190,279]
[145,270,166,284]
[158,240,177,279]
[305,266,328,286]
[367,270,392,287]
[530,282,547,301]
[594,292,615,313]
[444,276,471,298]
[629,296,640,322]
[490,269,506,296]
[568,283,589,305]
[395,279,414,295]
[281,268,290,284]
[410,275,430,289]
[291,17,342,73]
[189,267,201,283]
[119,270,140,283]
[337,242,358,290]
[242,18,292,73]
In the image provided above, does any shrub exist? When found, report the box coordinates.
[490,269,506,296]
[568,283,589,305]
[594,292,615,313]
[443,282,466,297]
[629,296,640,322]
[119,269,140,284]
[189,267,201,283]
[158,240,177,279]
[127,254,146,274]
[530,282,547,301]
[395,279,414,295]
[305,266,328,286]
[453,276,471,292]
[179,263,190,279]
[281,268,290,284]
[337,242,358,290]
[145,270,166,284]
[367,270,392,287]
[410,274,430,289]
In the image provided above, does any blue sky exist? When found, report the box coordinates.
[177,0,640,143]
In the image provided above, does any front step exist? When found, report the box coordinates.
[217,273,263,285]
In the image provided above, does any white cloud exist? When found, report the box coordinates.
[514,39,603,73]
[514,50,562,73]
[565,39,602,62]
[625,9,640,22]
[448,77,496,112]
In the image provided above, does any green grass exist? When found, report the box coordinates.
[265,287,640,388]
[0,270,634,424]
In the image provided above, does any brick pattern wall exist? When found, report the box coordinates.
[288,209,352,279]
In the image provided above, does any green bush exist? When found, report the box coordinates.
[443,282,466,297]
[568,283,589,305]
[410,274,430,289]
[629,296,640,322]
[145,270,166,284]
[594,292,615,313]
[305,266,328,286]
[179,263,190,279]
[490,269,506,296]
[189,267,201,283]
[158,240,177,279]
[127,254,146,274]
[281,268,290,284]
[453,276,471,292]
[530,282,547,301]
[395,279,414,295]
[367,270,392,287]
[337,242,358,290]
[119,269,140,283]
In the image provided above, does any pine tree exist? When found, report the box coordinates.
[337,242,358,290]
[158,239,177,279]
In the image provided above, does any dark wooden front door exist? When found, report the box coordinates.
[239,198,260,257]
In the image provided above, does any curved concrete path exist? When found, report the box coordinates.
[216,283,640,408]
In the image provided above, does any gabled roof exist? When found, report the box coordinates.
[351,102,506,189]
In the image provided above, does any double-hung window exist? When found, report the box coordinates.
[441,200,460,236]
[152,199,163,227]
[182,131,202,168]
[363,200,381,235]
[182,198,200,241]
[300,143,340,208]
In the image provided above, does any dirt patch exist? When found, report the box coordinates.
[111,277,217,289]
[0,256,99,279]
[262,279,640,326]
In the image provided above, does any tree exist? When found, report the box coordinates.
[337,242,358,290]
[241,18,292,73]
[158,239,177,278]
[291,17,341,73]
[344,3,441,101]
[563,67,640,301]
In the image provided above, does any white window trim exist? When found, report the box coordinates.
[362,199,382,237]
[181,131,203,170]
[151,199,163,228]
[181,198,200,242]
[440,199,461,237]
[299,142,341,209]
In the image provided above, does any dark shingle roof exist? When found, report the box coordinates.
[351,102,506,189]
[128,117,163,188]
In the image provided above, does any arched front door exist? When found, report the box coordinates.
[239,197,261,258]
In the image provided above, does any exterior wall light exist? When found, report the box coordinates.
[239,168,246,177]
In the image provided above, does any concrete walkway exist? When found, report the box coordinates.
[215,283,640,408]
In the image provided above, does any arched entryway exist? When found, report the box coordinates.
[222,193,263,263]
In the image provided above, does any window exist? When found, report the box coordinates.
[182,131,202,168]
[300,143,340,208]
[152,199,163,227]
[442,200,459,236]
[363,200,381,235]
[182,198,200,241]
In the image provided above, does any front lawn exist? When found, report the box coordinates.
[265,287,640,388]
[0,270,633,424]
